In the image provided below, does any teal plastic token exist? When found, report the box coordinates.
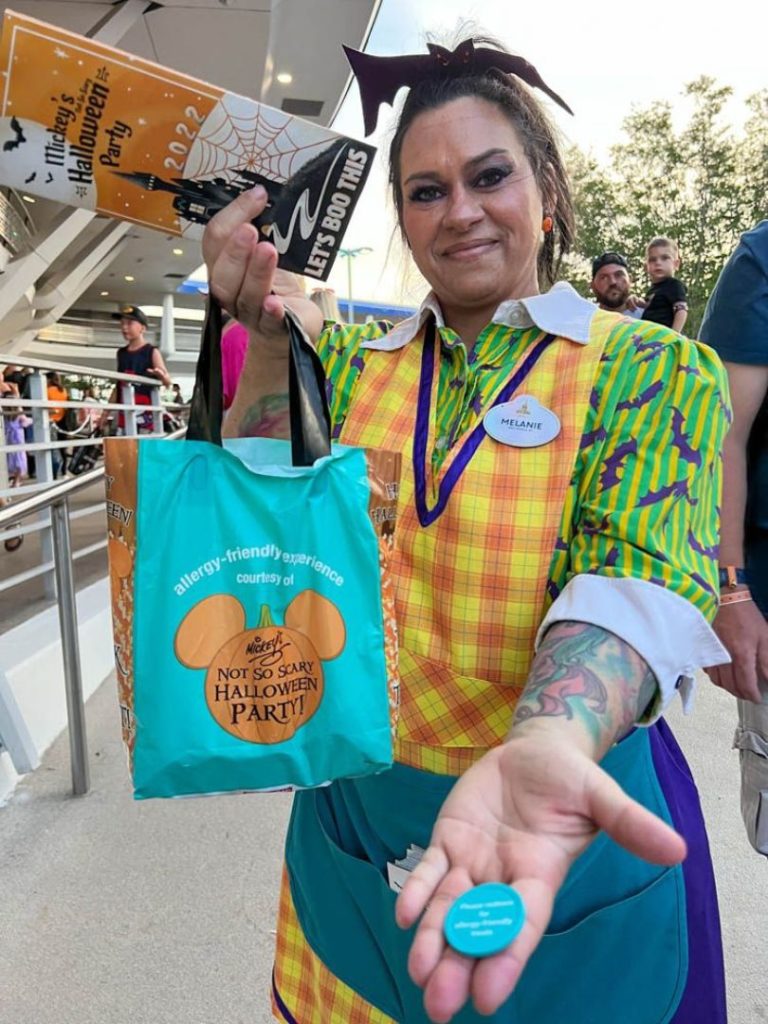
[443,882,526,958]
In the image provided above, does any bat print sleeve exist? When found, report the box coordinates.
[537,319,731,720]
[315,319,393,438]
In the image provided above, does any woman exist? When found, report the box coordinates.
[203,38,729,1024]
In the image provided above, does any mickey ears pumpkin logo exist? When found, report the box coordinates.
[174,590,346,745]
[108,537,133,580]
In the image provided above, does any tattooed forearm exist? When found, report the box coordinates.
[511,621,657,755]
[234,393,290,439]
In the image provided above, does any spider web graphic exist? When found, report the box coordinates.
[185,95,336,184]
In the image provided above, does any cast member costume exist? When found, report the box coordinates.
[270,284,730,1024]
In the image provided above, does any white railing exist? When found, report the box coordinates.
[1,356,188,597]
[0,431,185,795]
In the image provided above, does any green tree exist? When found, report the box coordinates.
[567,78,768,333]
[739,89,768,224]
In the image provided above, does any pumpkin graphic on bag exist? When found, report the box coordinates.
[174,590,345,745]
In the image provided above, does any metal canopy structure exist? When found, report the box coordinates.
[0,0,381,358]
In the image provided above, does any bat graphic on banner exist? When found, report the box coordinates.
[3,115,25,151]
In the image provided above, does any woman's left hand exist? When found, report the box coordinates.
[395,730,686,1023]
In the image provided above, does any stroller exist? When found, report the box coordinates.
[68,426,104,475]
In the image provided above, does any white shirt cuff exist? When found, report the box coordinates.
[535,575,730,722]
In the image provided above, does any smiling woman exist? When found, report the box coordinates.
[202,33,730,1024]
[397,100,547,342]
[387,54,574,343]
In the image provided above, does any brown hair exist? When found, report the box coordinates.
[388,39,574,289]
[646,236,679,259]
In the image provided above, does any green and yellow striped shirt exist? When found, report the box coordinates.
[317,314,730,621]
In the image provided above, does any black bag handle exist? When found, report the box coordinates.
[186,296,223,446]
[186,295,331,466]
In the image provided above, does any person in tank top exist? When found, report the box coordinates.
[101,304,171,433]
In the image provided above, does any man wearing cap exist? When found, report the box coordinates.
[103,305,171,432]
[590,252,643,317]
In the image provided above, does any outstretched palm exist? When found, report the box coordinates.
[395,733,686,1023]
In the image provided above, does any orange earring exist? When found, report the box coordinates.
[542,215,554,234]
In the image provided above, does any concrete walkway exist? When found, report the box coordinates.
[1,671,766,1024]
[0,675,289,1024]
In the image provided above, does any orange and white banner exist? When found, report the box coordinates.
[0,10,375,278]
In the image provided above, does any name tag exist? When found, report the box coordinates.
[483,395,560,448]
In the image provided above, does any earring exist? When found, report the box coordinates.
[541,215,554,234]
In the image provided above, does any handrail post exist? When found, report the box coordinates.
[151,382,163,435]
[51,496,90,796]
[123,382,137,436]
[29,370,56,598]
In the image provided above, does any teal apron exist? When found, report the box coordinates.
[284,728,688,1024]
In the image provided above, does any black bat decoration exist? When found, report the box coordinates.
[3,115,26,152]
[343,40,573,137]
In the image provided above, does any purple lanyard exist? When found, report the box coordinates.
[413,318,556,527]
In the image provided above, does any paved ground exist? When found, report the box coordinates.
[1,670,766,1024]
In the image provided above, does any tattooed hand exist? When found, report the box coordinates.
[396,621,683,1023]
[203,188,323,440]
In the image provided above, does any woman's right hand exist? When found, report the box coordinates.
[397,730,685,1022]
[202,186,322,348]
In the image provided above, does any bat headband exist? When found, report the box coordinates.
[343,39,573,137]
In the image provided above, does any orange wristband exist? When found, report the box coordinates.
[719,590,754,606]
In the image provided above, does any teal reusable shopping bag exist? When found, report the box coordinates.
[104,301,400,798]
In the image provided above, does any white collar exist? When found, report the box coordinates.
[360,281,597,352]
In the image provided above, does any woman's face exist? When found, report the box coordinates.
[399,96,547,318]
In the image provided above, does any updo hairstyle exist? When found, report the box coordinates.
[388,39,574,288]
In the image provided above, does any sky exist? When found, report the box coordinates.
[323,0,767,308]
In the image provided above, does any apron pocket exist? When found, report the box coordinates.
[287,784,688,1024]
[286,788,418,1022]
[287,731,687,1024]
[516,864,688,1024]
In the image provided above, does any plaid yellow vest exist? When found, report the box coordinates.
[338,313,613,776]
